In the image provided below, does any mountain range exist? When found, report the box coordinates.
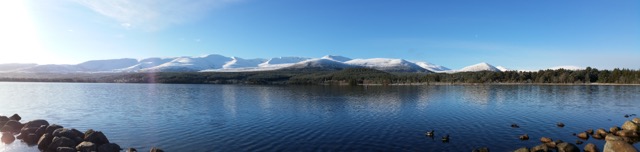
[0,54,581,73]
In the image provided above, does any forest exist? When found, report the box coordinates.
[1,67,639,85]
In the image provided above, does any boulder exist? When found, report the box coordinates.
[0,116,9,122]
[9,114,21,121]
[53,128,81,140]
[519,134,529,140]
[98,143,122,152]
[514,147,529,152]
[84,129,110,146]
[597,128,608,136]
[35,125,47,137]
[472,147,490,152]
[540,137,552,143]
[37,133,53,150]
[633,117,640,124]
[610,126,621,134]
[17,127,37,139]
[56,147,76,152]
[621,121,639,132]
[45,124,63,135]
[593,133,604,139]
[0,125,14,133]
[1,132,15,143]
[126,148,138,152]
[557,122,565,127]
[150,147,165,152]
[617,130,639,138]
[544,141,557,149]
[577,132,589,139]
[584,143,599,152]
[25,133,39,145]
[2,120,22,132]
[530,144,549,152]
[21,119,49,129]
[603,135,638,152]
[48,136,77,152]
[76,141,97,152]
[586,129,594,135]
[556,142,579,152]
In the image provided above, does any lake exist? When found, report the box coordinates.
[1,82,639,151]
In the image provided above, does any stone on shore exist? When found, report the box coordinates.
[9,114,21,121]
[84,129,110,146]
[556,142,579,152]
[98,143,122,152]
[530,144,549,152]
[621,120,639,132]
[540,137,552,143]
[35,125,47,137]
[1,132,15,143]
[617,130,639,138]
[633,117,640,124]
[586,129,594,135]
[126,148,138,152]
[0,116,9,122]
[25,133,38,144]
[584,143,599,152]
[2,120,22,133]
[21,119,49,129]
[597,128,608,136]
[37,133,53,150]
[610,126,621,134]
[603,134,638,152]
[48,136,77,152]
[76,141,97,152]
[150,147,165,152]
[45,124,63,135]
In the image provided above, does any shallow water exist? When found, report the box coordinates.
[1,82,639,151]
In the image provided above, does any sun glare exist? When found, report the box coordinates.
[0,1,52,64]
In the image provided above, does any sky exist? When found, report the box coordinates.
[0,0,638,70]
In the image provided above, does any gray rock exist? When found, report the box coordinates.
[48,136,77,152]
[621,121,639,132]
[556,142,579,152]
[17,127,37,139]
[56,147,76,152]
[1,132,15,143]
[25,133,39,144]
[9,114,21,121]
[2,120,22,133]
[76,141,97,152]
[0,116,9,122]
[21,119,49,129]
[45,124,63,135]
[84,129,110,146]
[53,128,79,139]
[37,133,53,150]
[35,125,47,138]
[584,143,599,152]
[603,134,638,152]
[150,147,165,152]
[98,143,121,152]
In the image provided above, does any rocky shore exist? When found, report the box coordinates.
[1,114,164,152]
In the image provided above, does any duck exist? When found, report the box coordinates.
[511,123,520,128]
[441,134,449,142]
[425,130,434,137]
[557,122,565,127]
[519,134,529,140]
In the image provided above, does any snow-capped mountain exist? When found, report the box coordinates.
[415,62,450,73]
[495,66,509,72]
[2,54,584,73]
[458,62,501,72]
[344,58,430,72]
[286,58,353,70]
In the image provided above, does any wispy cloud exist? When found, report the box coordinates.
[74,0,239,31]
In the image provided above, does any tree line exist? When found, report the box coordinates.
[1,67,639,85]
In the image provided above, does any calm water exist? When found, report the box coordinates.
[1,82,639,151]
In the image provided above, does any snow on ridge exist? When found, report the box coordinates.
[345,58,429,72]
[321,55,352,62]
[415,62,450,73]
[458,62,501,72]
[496,66,509,72]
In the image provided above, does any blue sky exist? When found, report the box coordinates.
[1,0,638,70]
